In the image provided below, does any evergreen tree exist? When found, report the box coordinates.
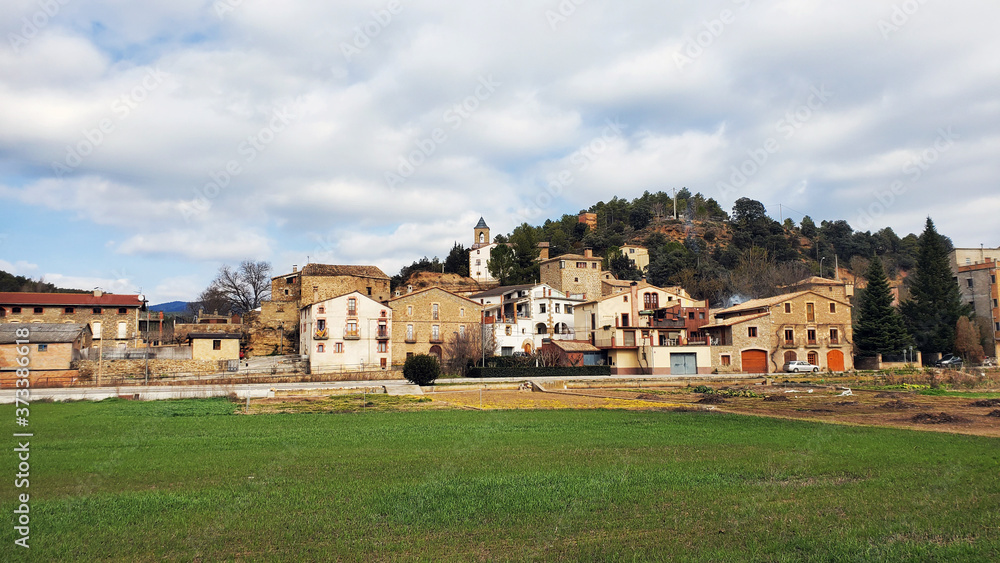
[487,244,516,286]
[853,257,912,356]
[900,218,970,354]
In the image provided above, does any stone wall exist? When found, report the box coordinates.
[2,306,139,345]
[300,274,392,306]
[77,358,233,380]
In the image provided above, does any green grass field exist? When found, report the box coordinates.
[4,398,1000,561]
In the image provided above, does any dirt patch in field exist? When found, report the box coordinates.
[987,410,1000,418]
[969,399,1000,408]
[879,400,919,410]
[763,395,790,402]
[697,395,727,404]
[911,412,967,424]
[875,392,901,398]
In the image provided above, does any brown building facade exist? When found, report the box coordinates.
[0,291,142,347]
[388,287,483,366]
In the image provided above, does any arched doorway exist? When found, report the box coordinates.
[807,351,820,367]
[783,351,797,364]
[827,350,845,372]
[535,323,547,335]
[429,345,443,362]
[741,350,768,373]
[522,340,534,355]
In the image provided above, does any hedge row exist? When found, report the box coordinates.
[466,366,612,378]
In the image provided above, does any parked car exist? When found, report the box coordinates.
[982,357,996,367]
[783,360,820,373]
[936,355,963,368]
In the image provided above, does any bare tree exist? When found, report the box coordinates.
[209,260,272,314]
[444,328,483,377]
[535,346,562,368]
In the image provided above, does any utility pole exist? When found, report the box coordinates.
[672,188,678,220]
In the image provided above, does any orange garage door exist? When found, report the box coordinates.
[827,350,845,372]
[741,350,768,374]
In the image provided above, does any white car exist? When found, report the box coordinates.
[784,360,820,373]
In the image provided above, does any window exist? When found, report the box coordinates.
[574,277,579,283]
[286,276,295,284]
[406,324,414,341]
[317,319,326,331]
[807,329,817,344]
[554,303,560,313]
[317,344,325,353]
[318,305,325,314]
[644,293,658,309]
[688,312,696,320]
[992,274,996,284]
[591,263,598,269]
[784,303,791,314]
[475,259,481,266]
[92,322,102,338]
[377,341,387,353]
[284,289,289,296]
[505,325,512,335]
[11,307,21,314]
[967,278,974,288]
[367,287,372,296]
[432,303,439,320]
[829,303,836,314]
[213,340,222,350]
[748,327,758,338]
[432,325,440,341]
[33,307,43,314]
[966,258,972,265]
[346,320,358,336]
[334,342,344,353]
[539,303,546,314]
[721,355,731,366]
[347,298,357,315]
[565,305,573,314]
[623,296,628,302]
[64,307,74,314]
[37,344,48,352]
[699,312,705,319]
[996,322,1000,332]
[460,308,465,317]
[830,328,839,344]
[576,262,587,268]
[118,307,127,314]
[784,329,794,344]
[994,299,998,308]
[559,260,566,269]
[117,322,127,339]
[459,325,465,337]
[806,303,815,322]
[407,305,413,316]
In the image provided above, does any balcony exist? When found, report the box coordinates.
[651,319,686,329]
[314,328,329,340]
[346,308,357,317]
[429,337,443,344]
[405,337,417,343]
[376,330,390,341]
[344,329,360,340]
[782,339,796,348]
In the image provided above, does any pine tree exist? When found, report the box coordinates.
[854,257,911,356]
[900,218,970,354]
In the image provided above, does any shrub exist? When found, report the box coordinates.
[692,385,714,394]
[403,354,440,386]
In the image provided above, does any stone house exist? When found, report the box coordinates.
[0,323,91,371]
[702,289,853,374]
[949,248,999,358]
[539,249,604,301]
[0,291,142,347]
[388,287,483,365]
[621,245,650,272]
[470,283,584,356]
[253,263,391,355]
[299,292,392,372]
[574,282,712,375]
[187,333,241,361]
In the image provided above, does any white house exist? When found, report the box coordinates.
[299,291,391,372]
[469,217,500,284]
[470,283,585,355]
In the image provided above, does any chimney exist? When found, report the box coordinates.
[292,265,298,273]
[93,289,103,298]
[537,242,550,261]
[584,248,593,258]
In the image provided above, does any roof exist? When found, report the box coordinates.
[550,340,602,353]
[187,332,242,340]
[714,291,811,317]
[0,323,90,344]
[785,276,848,287]
[590,282,690,304]
[475,217,489,229]
[388,286,484,307]
[714,289,853,318]
[300,264,389,279]
[701,312,771,329]
[469,284,536,299]
[539,253,601,264]
[0,292,141,307]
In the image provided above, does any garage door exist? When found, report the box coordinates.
[741,350,768,374]
[670,353,698,375]
[827,350,845,372]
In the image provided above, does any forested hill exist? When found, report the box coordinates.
[0,270,88,294]
[395,190,942,307]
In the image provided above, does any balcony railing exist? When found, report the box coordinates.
[429,337,443,344]
[344,329,360,340]
[405,336,416,343]
[314,329,329,340]
[376,330,390,340]
[346,308,357,317]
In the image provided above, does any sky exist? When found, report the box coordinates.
[1,0,998,304]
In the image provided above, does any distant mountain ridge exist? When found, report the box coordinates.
[150,301,188,313]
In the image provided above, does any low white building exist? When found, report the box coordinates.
[470,283,585,355]
[299,292,391,372]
